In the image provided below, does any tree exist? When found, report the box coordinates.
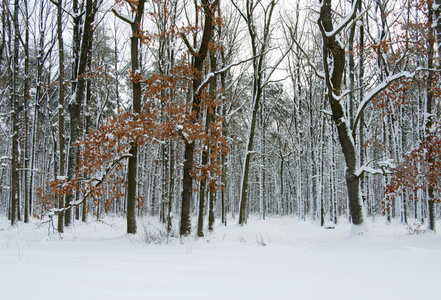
[50,0,67,232]
[179,0,219,236]
[232,0,290,225]
[10,0,20,225]
[385,120,441,230]
[385,0,441,231]
[433,0,441,52]
[113,0,146,234]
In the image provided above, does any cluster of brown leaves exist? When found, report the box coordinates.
[384,121,441,212]
[39,64,228,215]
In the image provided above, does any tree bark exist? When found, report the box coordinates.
[23,0,30,223]
[318,0,364,226]
[180,0,217,236]
[433,0,441,52]
[64,0,97,228]
[426,2,436,232]
[51,0,67,232]
[10,0,20,226]
[238,0,276,225]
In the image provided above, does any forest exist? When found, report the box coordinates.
[1,0,441,237]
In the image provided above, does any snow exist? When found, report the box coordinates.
[1,216,440,299]
[355,165,384,177]
[113,11,135,24]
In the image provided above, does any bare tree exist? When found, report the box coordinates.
[232,0,291,224]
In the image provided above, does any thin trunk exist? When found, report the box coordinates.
[23,0,30,223]
[208,52,218,232]
[53,0,66,232]
[358,11,366,213]
[427,3,436,232]
[320,119,325,227]
[10,0,20,225]
[433,0,441,53]
[129,0,145,233]
[238,0,276,225]
[167,141,174,234]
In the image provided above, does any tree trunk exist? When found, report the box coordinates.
[112,0,145,234]
[52,0,67,232]
[426,2,436,232]
[318,0,364,226]
[433,0,441,53]
[127,2,145,234]
[10,0,20,226]
[238,0,276,225]
[180,0,217,236]
[23,0,30,223]
[64,0,96,228]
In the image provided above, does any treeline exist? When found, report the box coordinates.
[1,0,440,235]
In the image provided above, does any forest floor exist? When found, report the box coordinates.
[1,215,440,299]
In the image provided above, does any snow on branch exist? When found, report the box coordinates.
[48,153,132,217]
[355,159,395,178]
[195,52,270,96]
[352,68,439,139]
[324,0,361,39]
[262,40,294,88]
[112,8,135,25]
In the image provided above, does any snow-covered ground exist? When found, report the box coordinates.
[1,215,440,299]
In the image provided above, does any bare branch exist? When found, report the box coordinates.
[352,68,440,140]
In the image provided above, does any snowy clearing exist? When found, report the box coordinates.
[1,216,440,300]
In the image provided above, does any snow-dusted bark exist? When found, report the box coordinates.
[180,0,218,236]
[10,0,20,225]
[52,0,66,232]
[64,0,98,229]
[319,0,364,226]
[234,0,279,225]
[433,0,441,53]
[113,0,146,234]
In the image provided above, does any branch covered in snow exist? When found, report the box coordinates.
[352,67,440,140]
[111,8,135,25]
[323,0,362,39]
[262,40,294,88]
[48,153,132,217]
[355,159,395,178]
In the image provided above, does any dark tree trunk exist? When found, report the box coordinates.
[180,0,217,236]
[197,51,218,237]
[112,0,145,233]
[10,0,20,226]
[52,0,67,232]
[181,141,195,235]
[65,0,97,228]
[208,192,215,231]
[23,0,30,223]
[318,0,364,226]
[63,0,79,229]
[427,3,436,232]
[123,0,145,234]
